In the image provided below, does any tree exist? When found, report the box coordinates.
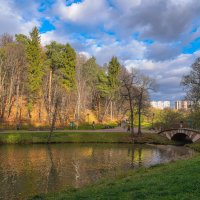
[95,68,110,121]
[0,34,13,46]
[108,57,120,90]
[107,57,121,120]
[45,41,76,142]
[75,55,100,126]
[74,54,87,126]
[26,27,44,119]
[136,73,156,134]
[154,109,185,130]
[16,27,44,120]
[0,35,26,126]
[181,58,200,103]
[120,67,138,135]
[4,43,26,128]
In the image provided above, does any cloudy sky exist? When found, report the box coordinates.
[1,0,200,101]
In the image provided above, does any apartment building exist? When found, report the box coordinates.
[150,101,171,109]
[175,101,191,110]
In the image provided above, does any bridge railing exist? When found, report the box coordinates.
[158,128,200,134]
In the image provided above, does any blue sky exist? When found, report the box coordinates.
[1,0,200,101]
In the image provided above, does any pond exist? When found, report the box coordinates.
[0,144,195,200]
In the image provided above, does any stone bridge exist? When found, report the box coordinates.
[158,128,200,143]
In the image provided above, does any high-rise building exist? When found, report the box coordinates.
[150,101,171,109]
[175,101,191,110]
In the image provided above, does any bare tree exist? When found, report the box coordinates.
[136,73,156,134]
[120,67,138,135]
[74,54,88,127]
[0,36,26,126]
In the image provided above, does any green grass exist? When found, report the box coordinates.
[31,154,200,200]
[0,131,171,144]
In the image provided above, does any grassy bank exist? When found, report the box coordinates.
[187,143,200,152]
[32,155,200,200]
[0,131,171,144]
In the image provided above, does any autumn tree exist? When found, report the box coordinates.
[0,35,26,127]
[75,55,100,125]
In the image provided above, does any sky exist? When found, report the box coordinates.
[1,0,200,101]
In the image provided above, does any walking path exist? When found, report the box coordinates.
[0,126,137,134]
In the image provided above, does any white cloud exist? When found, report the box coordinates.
[113,0,141,11]
[54,0,111,25]
[41,30,68,45]
[0,0,40,35]
[88,39,146,65]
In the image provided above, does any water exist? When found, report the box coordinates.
[0,144,195,200]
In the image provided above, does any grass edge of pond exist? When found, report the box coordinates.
[0,131,173,145]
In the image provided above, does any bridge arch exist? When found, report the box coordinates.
[171,133,192,143]
[158,128,200,143]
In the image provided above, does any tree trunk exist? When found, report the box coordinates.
[38,101,42,123]
[97,95,101,122]
[48,98,59,143]
[48,69,52,113]
[110,101,113,121]
[128,94,134,136]
[137,92,143,135]
[15,79,20,129]
[101,97,112,122]
[130,110,134,135]
[138,105,142,135]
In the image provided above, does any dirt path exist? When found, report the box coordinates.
[0,126,136,134]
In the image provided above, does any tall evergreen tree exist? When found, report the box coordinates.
[107,56,121,120]
[26,27,44,117]
[108,56,121,91]
[46,41,76,90]
[16,27,44,118]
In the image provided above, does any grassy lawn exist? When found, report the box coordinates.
[0,131,171,144]
[31,154,200,200]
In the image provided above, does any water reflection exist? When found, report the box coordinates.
[0,144,195,200]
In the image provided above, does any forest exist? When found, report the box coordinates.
[0,27,155,133]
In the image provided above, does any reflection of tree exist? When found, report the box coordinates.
[46,145,59,193]
[130,145,143,168]
[131,146,135,168]
[138,146,143,167]
[72,159,80,188]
